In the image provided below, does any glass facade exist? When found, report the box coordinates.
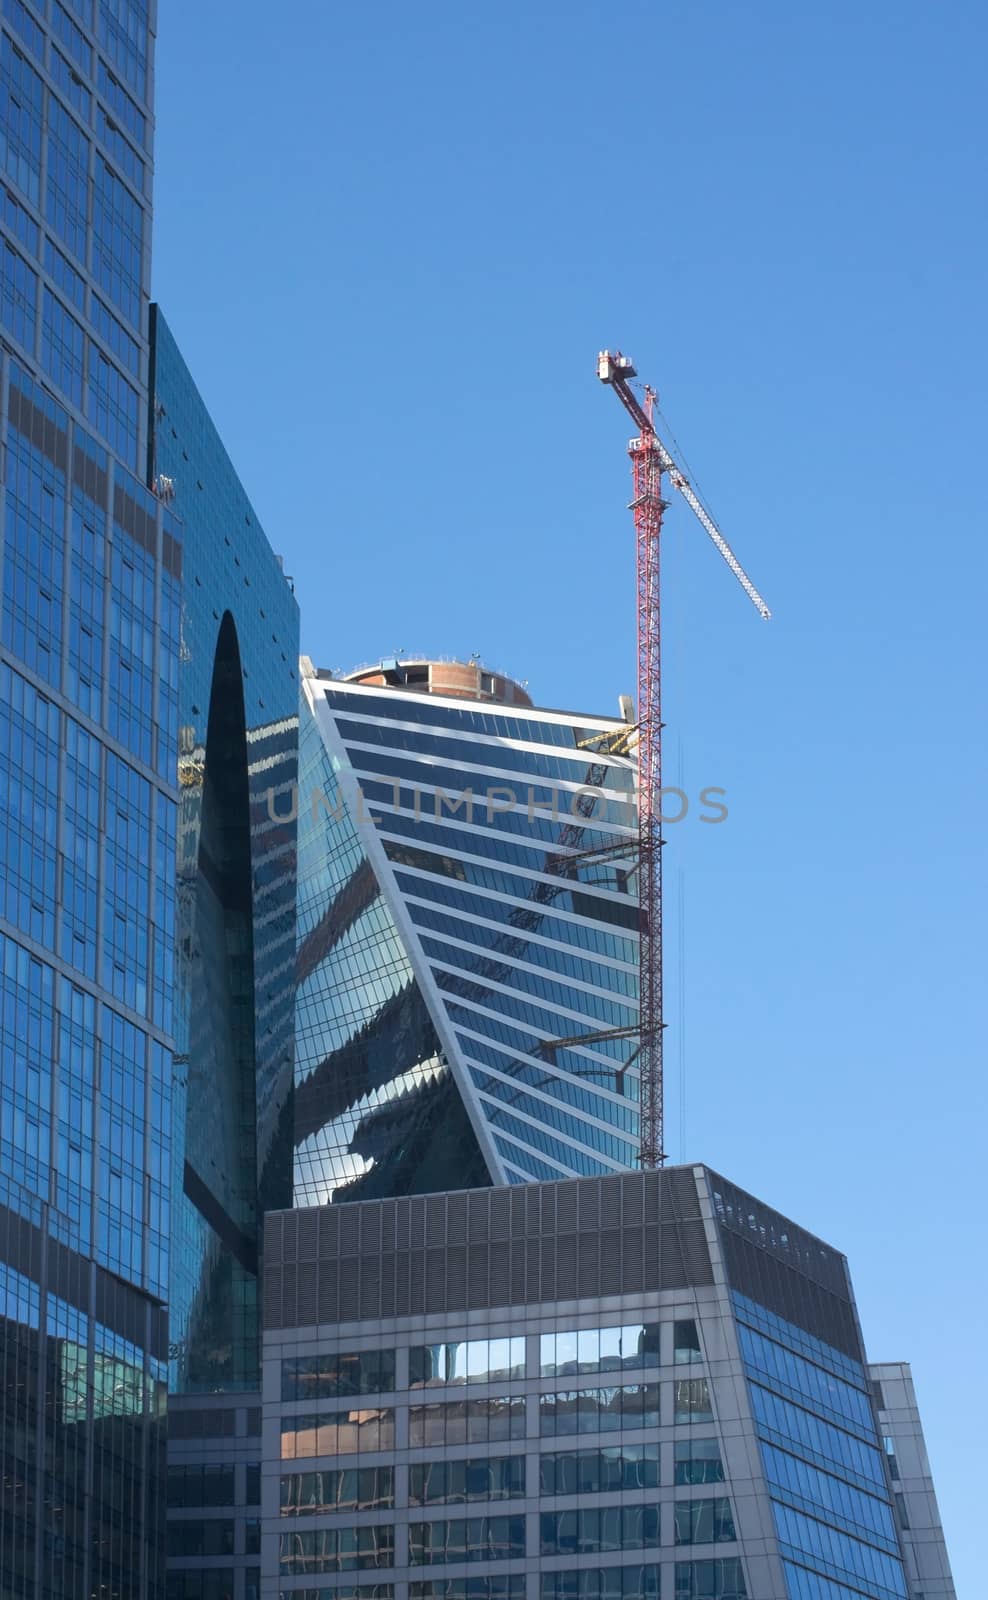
[0,3,167,1595]
[295,668,641,1200]
[712,1175,911,1600]
[148,307,299,1393]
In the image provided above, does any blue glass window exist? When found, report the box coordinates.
[772,1504,907,1598]
[60,717,101,977]
[410,1337,525,1387]
[53,1,93,71]
[92,154,144,325]
[88,344,139,468]
[0,235,36,347]
[0,36,43,203]
[51,46,93,119]
[46,97,90,264]
[97,0,149,98]
[2,177,38,251]
[2,389,66,686]
[96,102,144,190]
[0,928,55,1204]
[761,1444,897,1552]
[737,1325,874,1436]
[97,57,145,146]
[41,289,85,407]
[2,0,43,61]
[45,238,87,311]
[749,1384,886,1496]
[101,753,150,1013]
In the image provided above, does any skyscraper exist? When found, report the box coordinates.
[261,1165,957,1600]
[294,657,642,1207]
[148,307,299,1398]
[0,3,169,1596]
[0,5,299,1596]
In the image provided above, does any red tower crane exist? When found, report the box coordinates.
[598,352,770,1169]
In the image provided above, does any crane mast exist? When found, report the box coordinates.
[597,350,770,1169]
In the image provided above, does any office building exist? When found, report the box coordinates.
[0,7,300,1599]
[259,1165,956,1600]
[295,657,641,1207]
[149,307,299,1398]
[0,3,168,1596]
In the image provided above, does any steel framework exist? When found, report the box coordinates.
[598,351,770,1168]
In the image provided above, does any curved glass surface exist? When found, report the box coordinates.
[154,311,299,1392]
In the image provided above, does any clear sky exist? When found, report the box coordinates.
[152,1,986,1586]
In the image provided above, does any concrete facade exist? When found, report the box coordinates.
[870,1364,955,1599]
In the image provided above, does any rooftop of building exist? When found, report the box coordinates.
[327,655,535,707]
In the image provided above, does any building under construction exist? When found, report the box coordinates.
[293,655,643,1205]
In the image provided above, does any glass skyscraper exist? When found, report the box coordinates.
[0,4,299,1597]
[0,3,167,1597]
[295,657,641,1205]
[148,307,299,1397]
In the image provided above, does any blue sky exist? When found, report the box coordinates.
[152,0,986,1585]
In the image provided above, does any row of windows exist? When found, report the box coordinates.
[409,1517,525,1566]
[737,1325,873,1437]
[539,1380,713,1435]
[495,1562,748,1600]
[0,246,140,464]
[410,1337,525,1388]
[675,1563,747,1600]
[285,1590,393,1600]
[400,874,637,966]
[279,1442,724,1511]
[323,690,625,756]
[749,1384,886,1495]
[410,1397,526,1448]
[761,1443,898,1552]
[166,1520,260,1558]
[332,715,635,790]
[540,1505,661,1554]
[282,1350,397,1402]
[280,1468,394,1516]
[410,1583,523,1600]
[281,1410,394,1461]
[458,1034,639,1132]
[539,1321,700,1377]
[386,831,638,932]
[540,1568,660,1600]
[279,1527,394,1576]
[730,1292,865,1390]
[673,1499,736,1547]
[772,1503,907,1599]
[540,1444,660,1496]
[410,1457,524,1507]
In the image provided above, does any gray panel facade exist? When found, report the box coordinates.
[254,1166,949,1600]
